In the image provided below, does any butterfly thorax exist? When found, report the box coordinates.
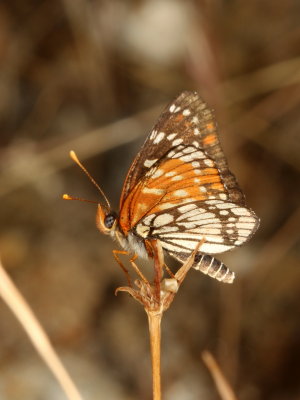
[96,204,150,259]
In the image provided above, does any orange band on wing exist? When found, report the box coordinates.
[119,157,225,234]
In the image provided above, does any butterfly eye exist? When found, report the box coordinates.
[104,213,116,229]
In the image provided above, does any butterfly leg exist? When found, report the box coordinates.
[112,250,132,287]
[112,250,150,286]
[128,254,150,285]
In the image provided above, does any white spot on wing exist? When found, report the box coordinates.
[181,197,197,204]
[178,204,197,213]
[200,228,221,235]
[167,133,177,140]
[183,109,191,116]
[173,189,188,197]
[188,212,215,220]
[236,222,254,229]
[200,243,234,254]
[206,200,220,205]
[165,170,176,177]
[194,128,200,135]
[171,175,183,181]
[232,207,251,216]
[152,169,164,179]
[160,241,183,253]
[240,216,256,223]
[177,222,197,229]
[194,151,205,159]
[153,213,174,227]
[150,130,157,140]
[162,237,200,246]
[172,138,183,146]
[216,202,236,209]
[204,159,214,167]
[234,240,243,245]
[144,159,157,168]
[156,202,177,211]
[143,214,155,226]
[174,151,183,158]
[169,104,176,112]
[177,208,202,221]
[220,210,229,215]
[153,226,179,234]
[142,187,165,195]
[136,224,150,238]
[179,155,193,162]
[154,131,165,144]
[183,146,195,154]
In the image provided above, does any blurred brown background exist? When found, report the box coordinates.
[0,1,299,399]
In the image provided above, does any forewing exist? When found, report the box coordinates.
[120,141,259,238]
[119,144,229,234]
[120,91,245,209]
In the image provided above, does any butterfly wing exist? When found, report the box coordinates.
[118,91,259,283]
[120,91,245,209]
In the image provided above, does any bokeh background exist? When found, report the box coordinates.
[0,1,299,399]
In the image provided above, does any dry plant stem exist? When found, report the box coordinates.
[147,310,162,400]
[0,258,84,400]
[202,351,238,400]
[151,239,164,304]
[116,239,205,400]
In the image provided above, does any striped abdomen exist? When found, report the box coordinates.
[169,251,235,284]
[193,253,235,283]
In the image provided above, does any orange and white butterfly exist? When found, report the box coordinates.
[66,92,259,284]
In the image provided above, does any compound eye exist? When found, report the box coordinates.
[104,213,116,229]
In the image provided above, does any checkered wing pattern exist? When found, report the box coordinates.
[119,92,259,283]
[120,91,245,207]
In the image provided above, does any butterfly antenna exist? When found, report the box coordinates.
[68,150,111,209]
[62,194,99,204]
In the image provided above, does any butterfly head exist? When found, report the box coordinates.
[96,204,118,236]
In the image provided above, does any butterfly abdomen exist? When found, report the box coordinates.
[168,250,235,284]
[193,253,235,283]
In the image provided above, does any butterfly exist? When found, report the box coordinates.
[65,91,259,284]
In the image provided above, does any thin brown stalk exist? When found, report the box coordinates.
[117,240,204,400]
[147,310,163,400]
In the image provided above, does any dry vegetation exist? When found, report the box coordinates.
[0,1,299,399]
